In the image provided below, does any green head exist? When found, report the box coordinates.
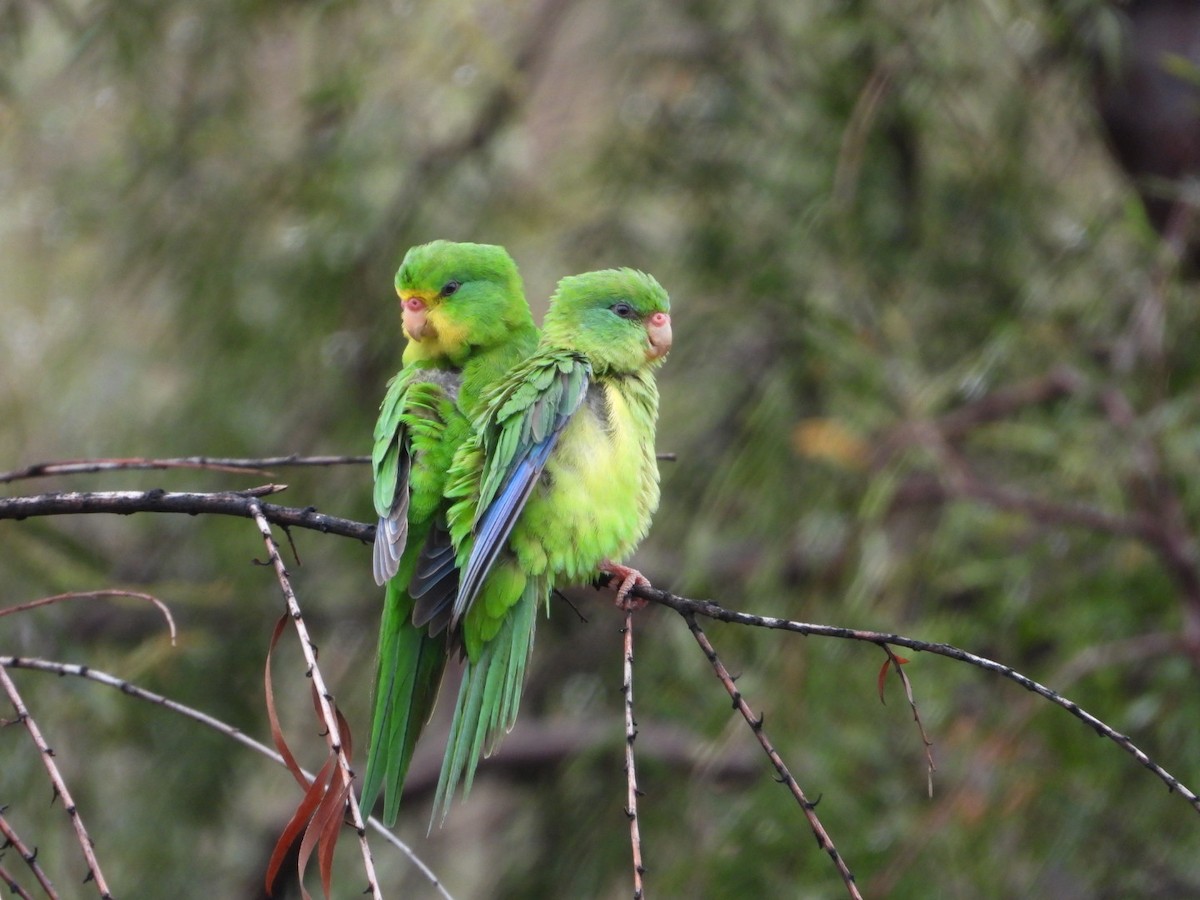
[394,240,534,367]
[541,268,672,375]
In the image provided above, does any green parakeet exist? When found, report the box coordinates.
[412,267,673,818]
[361,240,538,826]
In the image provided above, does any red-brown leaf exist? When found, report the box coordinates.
[264,618,358,898]
[265,757,333,896]
[265,612,309,790]
[877,652,910,703]
[316,778,350,899]
[296,756,348,900]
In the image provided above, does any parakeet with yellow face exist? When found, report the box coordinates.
[361,240,538,825]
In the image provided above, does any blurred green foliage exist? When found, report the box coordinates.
[3,0,1200,896]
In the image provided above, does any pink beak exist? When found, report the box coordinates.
[646,311,673,360]
[402,296,430,342]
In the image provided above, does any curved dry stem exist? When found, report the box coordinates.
[0,662,112,898]
[0,590,177,645]
[879,645,935,797]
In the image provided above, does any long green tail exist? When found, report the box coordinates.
[432,573,541,824]
[361,577,449,826]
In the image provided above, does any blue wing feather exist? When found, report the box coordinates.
[451,435,559,624]
[450,359,590,626]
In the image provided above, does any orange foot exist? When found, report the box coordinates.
[599,561,650,611]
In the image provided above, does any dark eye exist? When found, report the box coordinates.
[441,280,461,297]
[611,302,637,319]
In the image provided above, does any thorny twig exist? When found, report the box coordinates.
[0,863,35,900]
[0,663,112,898]
[0,655,454,900]
[0,478,670,545]
[627,585,1200,815]
[12,486,1190,813]
[621,611,645,899]
[682,612,862,900]
[0,808,57,898]
[0,487,375,542]
[867,629,1179,895]
[5,453,1198,889]
[244,500,383,900]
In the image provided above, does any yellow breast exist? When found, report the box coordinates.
[511,379,659,582]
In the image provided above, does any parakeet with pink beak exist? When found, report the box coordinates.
[411,267,673,818]
[362,240,538,826]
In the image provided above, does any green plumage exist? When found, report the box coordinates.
[429,268,672,819]
[361,241,537,826]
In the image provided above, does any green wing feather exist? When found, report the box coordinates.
[362,579,449,825]
[371,368,459,585]
[361,376,461,824]
[432,565,541,822]
[371,370,413,586]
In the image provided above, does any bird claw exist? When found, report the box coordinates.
[600,561,650,611]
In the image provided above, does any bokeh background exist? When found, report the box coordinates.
[3,0,1200,896]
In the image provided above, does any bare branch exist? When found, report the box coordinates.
[621,612,645,899]
[0,663,113,897]
[0,864,35,900]
[245,500,383,900]
[0,471,664,544]
[0,455,371,484]
[0,487,375,542]
[0,656,454,900]
[4,462,1194,886]
[682,612,862,900]
[0,809,57,898]
[631,585,1200,816]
